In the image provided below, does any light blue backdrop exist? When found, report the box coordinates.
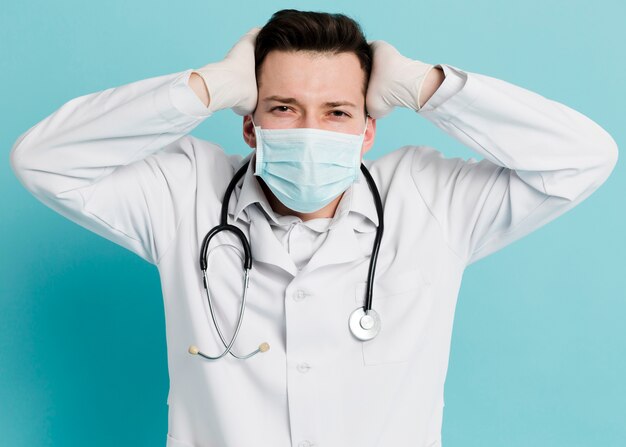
[1,1,624,446]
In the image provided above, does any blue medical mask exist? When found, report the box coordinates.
[252,118,368,213]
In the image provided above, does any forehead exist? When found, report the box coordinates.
[258,50,365,104]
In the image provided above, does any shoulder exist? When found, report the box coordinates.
[367,145,478,178]
[151,135,244,173]
[366,145,488,198]
[141,135,246,196]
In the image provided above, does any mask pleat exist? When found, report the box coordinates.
[253,123,366,213]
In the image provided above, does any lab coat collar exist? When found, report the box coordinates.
[228,151,379,231]
[247,205,299,276]
[228,152,280,225]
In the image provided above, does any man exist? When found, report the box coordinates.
[10,8,618,447]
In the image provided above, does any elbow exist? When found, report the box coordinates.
[593,127,619,185]
[603,133,618,177]
[9,131,30,183]
[541,126,618,202]
[9,127,45,195]
[571,127,619,201]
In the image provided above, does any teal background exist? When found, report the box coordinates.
[1,0,624,445]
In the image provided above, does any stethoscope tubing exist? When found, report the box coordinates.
[359,163,384,312]
[195,158,384,359]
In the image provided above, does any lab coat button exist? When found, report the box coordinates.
[298,440,313,447]
[296,362,311,373]
[293,289,307,302]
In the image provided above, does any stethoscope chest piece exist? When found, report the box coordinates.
[349,307,381,341]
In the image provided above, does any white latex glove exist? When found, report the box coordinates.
[365,40,435,119]
[192,27,261,116]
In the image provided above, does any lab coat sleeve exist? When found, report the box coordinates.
[9,68,217,265]
[413,64,618,265]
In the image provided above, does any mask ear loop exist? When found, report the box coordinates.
[250,117,261,175]
[249,116,260,149]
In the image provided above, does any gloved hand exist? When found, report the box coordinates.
[365,40,435,119]
[192,27,261,116]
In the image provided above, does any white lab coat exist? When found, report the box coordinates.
[9,64,618,447]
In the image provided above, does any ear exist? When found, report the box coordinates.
[361,116,377,158]
[242,114,257,149]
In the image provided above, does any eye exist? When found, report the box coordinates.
[330,110,350,118]
[271,106,291,113]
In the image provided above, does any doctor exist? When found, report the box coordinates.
[10,8,618,447]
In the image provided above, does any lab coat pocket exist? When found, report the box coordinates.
[353,269,431,366]
[166,433,195,447]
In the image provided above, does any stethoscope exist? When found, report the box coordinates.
[188,159,384,361]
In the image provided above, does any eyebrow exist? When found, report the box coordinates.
[262,95,357,109]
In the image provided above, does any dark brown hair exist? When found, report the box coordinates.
[255,9,372,103]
